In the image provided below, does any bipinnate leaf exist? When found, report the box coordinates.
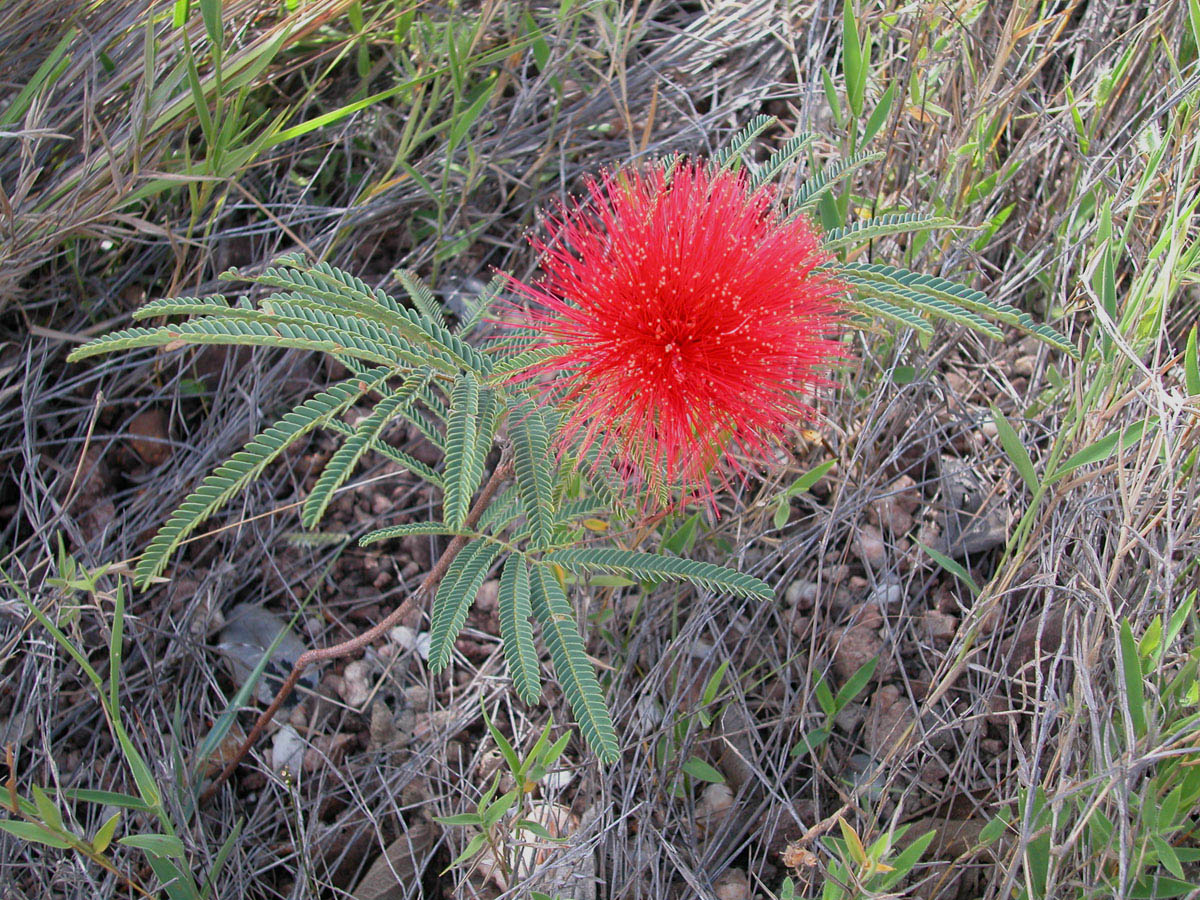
[789,150,884,212]
[842,262,1076,357]
[360,522,465,545]
[529,565,619,763]
[245,260,492,373]
[303,369,429,528]
[509,401,556,548]
[749,130,816,192]
[842,271,1006,340]
[843,295,933,337]
[443,372,484,530]
[324,417,443,488]
[395,268,445,322]
[712,114,774,172]
[540,548,773,599]
[822,214,956,251]
[134,371,389,586]
[428,540,503,672]
[499,554,541,704]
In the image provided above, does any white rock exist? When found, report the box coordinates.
[339,660,373,707]
[270,725,306,776]
[541,768,575,793]
[389,625,431,661]
[389,625,418,649]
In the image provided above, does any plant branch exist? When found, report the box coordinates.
[199,447,514,805]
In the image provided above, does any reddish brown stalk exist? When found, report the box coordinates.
[199,451,514,805]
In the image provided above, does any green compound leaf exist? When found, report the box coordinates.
[324,417,443,488]
[509,401,556,549]
[822,214,956,251]
[395,268,445,322]
[712,114,775,172]
[529,565,619,763]
[133,370,389,586]
[843,295,934,337]
[303,369,429,528]
[541,548,773,599]
[842,262,1076,357]
[245,260,492,374]
[132,294,237,318]
[842,271,1006,341]
[428,540,503,673]
[499,554,541,704]
[360,522,466,546]
[443,372,483,530]
[749,130,816,193]
[789,150,884,212]
[68,313,433,372]
[487,346,570,381]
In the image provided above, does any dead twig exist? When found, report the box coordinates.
[199,448,514,805]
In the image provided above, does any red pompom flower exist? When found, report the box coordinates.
[505,160,844,499]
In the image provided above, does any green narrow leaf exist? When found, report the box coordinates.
[118,833,187,859]
[0,29,75,127]
[782,459,837,499]
[878,829,938,889]
[92,812,122,853]
[304,370,429,528]
[1119,619,1147,738]
[31,785,65,832]
[443,372,484,530]
[990,406,1039,493]
[499,555,541,704]
[0,820,72,849]
[200,817,243,900]
[1048,417,1157,483]
[833,658,878,710]
[61,789,149,810]
[862,81,895,145]
[842,1,865,117]
[448,72,498,151]
[915,540,981,595]
[529,566,619,763]
[681,757,725,783]
[509,401,556,548]
[1185,326,1199,395]
[540,548,772,599]
[428,540,503,672]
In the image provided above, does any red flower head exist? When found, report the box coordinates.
[505,160,844,501]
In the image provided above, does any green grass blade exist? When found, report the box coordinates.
[990,406,1039,494]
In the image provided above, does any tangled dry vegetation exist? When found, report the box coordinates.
[1,1,1198,898]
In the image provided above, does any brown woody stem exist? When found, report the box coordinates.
[199,449,514,805]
